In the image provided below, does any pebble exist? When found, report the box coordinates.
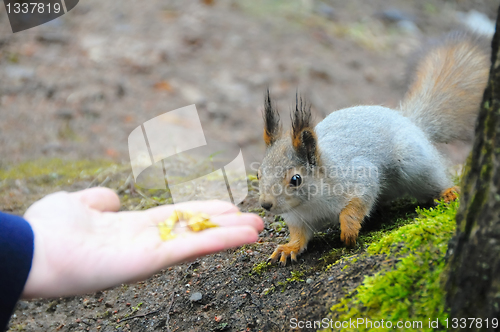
[306,278,313,284]
[189,292,202,302]
[16,302,29,310]
[4,65,35,80]
[397,20,419,34]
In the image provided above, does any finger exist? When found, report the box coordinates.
[211,213,264,232]
[159,225,259,266]
[145,200,239,223]
[70,188,120,212]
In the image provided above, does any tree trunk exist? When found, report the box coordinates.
[445,6,500,330]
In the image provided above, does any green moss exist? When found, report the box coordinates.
[321,247,352,270]
[248,207,266,217]
[277,270,305,292]
[96,310,112,319]
[0,158,114,186]
[251,261,272,275]
[130,302,143,314]
[8,323,26,331]
[263,285,275,295]
[326,199,458,331]
[289,270,305,282]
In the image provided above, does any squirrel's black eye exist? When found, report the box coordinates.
[290,174,302,187]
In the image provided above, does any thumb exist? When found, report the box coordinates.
[70,187,120,212]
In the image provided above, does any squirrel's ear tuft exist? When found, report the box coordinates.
[291,94,318,166]
[295,128,319,166]
[263,89,281,146]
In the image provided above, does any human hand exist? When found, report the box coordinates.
[22,188,263,298]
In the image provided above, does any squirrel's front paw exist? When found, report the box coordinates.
[268,243,301,266]
[268,225,309,266]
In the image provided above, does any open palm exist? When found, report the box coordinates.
[22,188,263,298]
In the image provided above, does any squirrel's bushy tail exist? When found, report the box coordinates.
[399,32,490,145]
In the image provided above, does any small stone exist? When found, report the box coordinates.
[189,292,202,302]
[306,278,313,284]
[4,65,35,80]
[16,302,29,310]
[397,20,419,34]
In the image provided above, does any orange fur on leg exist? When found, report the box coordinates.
[340,198,368,246]
[441,186,460,202]
[269,224,309,266]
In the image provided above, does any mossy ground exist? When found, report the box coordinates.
[325,199,458,332]
[0,158,114,186]
[0,159,173,213]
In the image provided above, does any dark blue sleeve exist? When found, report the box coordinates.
[0,212,34,332]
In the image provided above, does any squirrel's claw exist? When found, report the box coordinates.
[340,231,357,247]
[280,253,287,266]
[279,250,297,266]
[268,248,281,264]
[269,244,300,266]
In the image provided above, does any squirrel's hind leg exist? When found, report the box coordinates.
[269,224,312,266]
[440,186,460,202]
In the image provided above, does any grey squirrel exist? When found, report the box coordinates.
[257,32,490,265]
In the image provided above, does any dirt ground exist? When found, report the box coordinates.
[0,0,498,331]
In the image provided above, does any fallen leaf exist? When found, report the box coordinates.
[154,81,174,92]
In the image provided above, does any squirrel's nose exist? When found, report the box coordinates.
[261,202,273,211]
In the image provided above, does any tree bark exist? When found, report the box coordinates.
[445,6,500,330]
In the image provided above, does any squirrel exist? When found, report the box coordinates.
[257,31,490,265]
